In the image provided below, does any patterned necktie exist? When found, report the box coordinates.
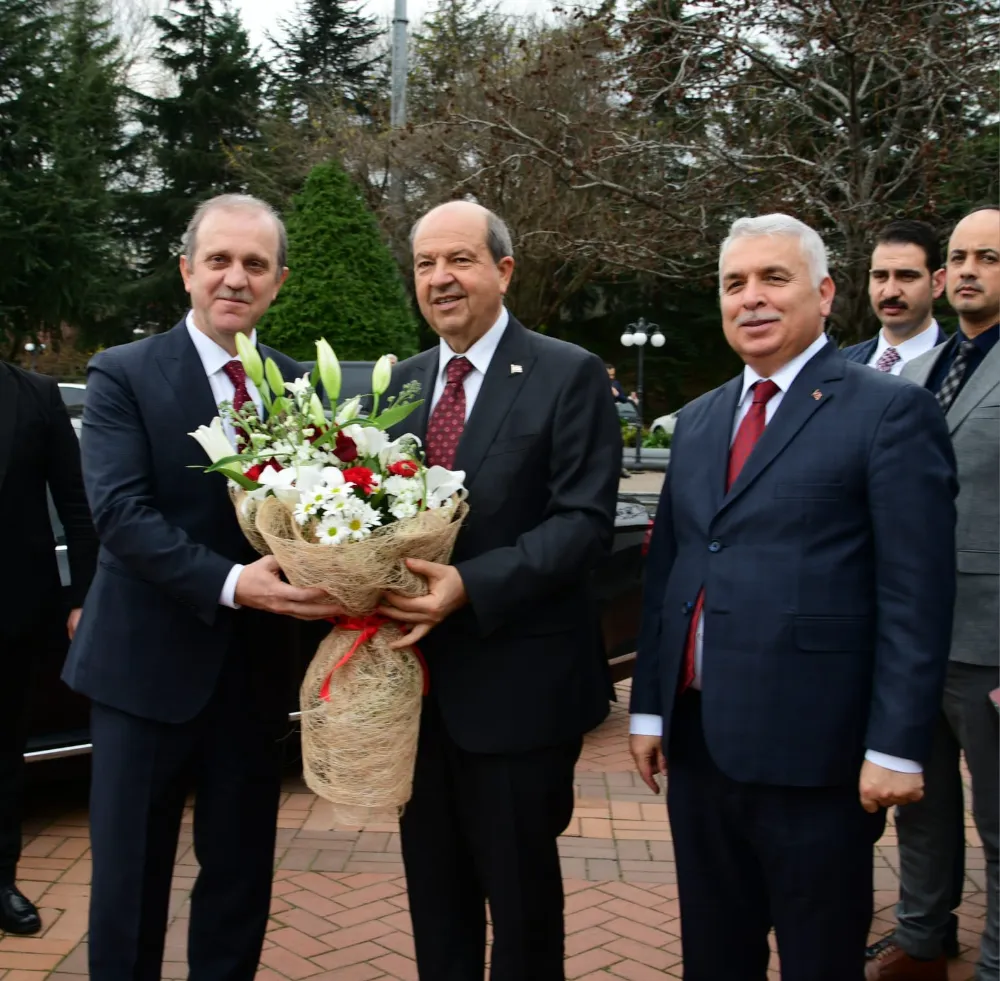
[874,347,901,373]
[222,359,253,446]
[680,379,781,692]
[425,356,474,469]
[936,340,978,413]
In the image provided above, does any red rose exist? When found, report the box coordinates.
[388,459,419,478]
[309,426,327,444]
[334,431,358,462]
[342,466,377,495]
[244,458,282,482]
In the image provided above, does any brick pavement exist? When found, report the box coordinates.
[5,682,987,979]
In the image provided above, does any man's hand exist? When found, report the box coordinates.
[379,558,467,648]
[630,734,667,794]
[67,608,82,640]
[235,555,345,620]
[859,760,924,813]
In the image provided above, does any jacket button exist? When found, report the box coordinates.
[708,540,722,553]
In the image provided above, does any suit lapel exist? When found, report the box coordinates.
[155,322,223,436]
[702,377,742,517]
[0,364,18,498]
[719,342,843,514]
[946,339,1000,434]
[454,319,534,484]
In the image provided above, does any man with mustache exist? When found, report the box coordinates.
[629,214,957,981]
[63,194,343,980]
[379,201,621,980]
[843,220,948,372]
[866,205,1000,981]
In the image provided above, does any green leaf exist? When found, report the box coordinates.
[369,398,422,431]
[215,469,261,490]
[205,453,253,472]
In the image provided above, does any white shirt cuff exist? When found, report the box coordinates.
[865,749,922,774]
[220,564,243,609]
[630,714,664,737]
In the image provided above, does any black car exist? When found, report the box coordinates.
[26,386,652,762]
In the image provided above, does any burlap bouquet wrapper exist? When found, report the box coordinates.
[251,494,468,826]
[228,487,271,557]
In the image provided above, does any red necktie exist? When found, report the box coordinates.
[223,359,253,446]
[679,379,781,691]
[425,356,474,470]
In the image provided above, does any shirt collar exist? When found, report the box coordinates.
[963,321,999,355]
[873,319,941,362]
[437,306,509,383]
[739,332,829,406]
[185,311,257,377]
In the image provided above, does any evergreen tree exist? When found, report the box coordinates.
[270,0,383,118]
[0,0,129,355]
[129,0,264,327]
[260,161,418,361]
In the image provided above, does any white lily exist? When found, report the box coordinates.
[378,434,421,468]
[424,466,467,508]
[342,423,389,459]
[371,355,392,396]
[284,375,311,397]
[335,396,361,425]
[256,465,301,507]
[189,416,234,464]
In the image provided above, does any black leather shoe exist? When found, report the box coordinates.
[0,885,42,935]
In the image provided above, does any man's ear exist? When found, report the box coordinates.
[179,255,192,294]
[818,275,836,318]
[931,267,946,299]
[497,256,515,295]
[273,266,289,299]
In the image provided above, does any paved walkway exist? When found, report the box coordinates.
[6,682,987,979]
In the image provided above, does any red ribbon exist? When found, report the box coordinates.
[319,614,429,701]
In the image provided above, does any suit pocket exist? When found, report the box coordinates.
[957,549,1000,575]
[775,482,845,499]
[794,616,873,652]
[484,433,539,457]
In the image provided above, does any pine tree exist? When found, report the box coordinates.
[259,161,418,361]
[0,0,129,355]
[270,0,383,118]
[129,0,265,327]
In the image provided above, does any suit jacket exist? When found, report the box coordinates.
[902,339,1000,666]
[630,340,957,787]
[0,362,97,640]
[841,324,948,365]
[62,321,303,723]
[385,316,622,754]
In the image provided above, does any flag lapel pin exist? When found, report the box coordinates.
[811,389,822,400]
[510,364,523,375]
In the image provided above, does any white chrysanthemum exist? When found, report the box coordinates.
[383,474,421,498]
[293,499,319,526]
[389,498,419,520]
[315,516,351,545]
[342,500,382,541]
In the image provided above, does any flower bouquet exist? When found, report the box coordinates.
[190,334,468,824]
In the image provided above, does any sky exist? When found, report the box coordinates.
[234,0,556,50]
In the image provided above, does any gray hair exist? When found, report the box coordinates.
[182,194,288,277]
[409,204,514,263]
[718,213,829,290]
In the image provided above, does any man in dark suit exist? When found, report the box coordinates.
[0,362,97,935]
[866,205,1000,981]
[63,194,342,980]
[629,213,957,981]
[378,201,621,981]
[843,219,947,371]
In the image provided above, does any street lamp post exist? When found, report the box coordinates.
[620,317,665,467]
[23,341,45,372]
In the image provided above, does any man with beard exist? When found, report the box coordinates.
[866,205,1000,981]
[843,220,947,372]
[64,194,342,980]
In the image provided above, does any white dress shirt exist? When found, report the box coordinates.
[867,319,941,374]
[630,332,920,774]
[186,312,263,609]
[430,307,509,418]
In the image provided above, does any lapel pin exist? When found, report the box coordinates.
[811,389,822,400]
[510,364,523,375]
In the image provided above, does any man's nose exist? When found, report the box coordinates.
[224,264,249,288]
[429,261,455,288]
[742,278,766,307]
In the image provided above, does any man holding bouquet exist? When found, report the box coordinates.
[63,194,343,981]
[380,201,622,981]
